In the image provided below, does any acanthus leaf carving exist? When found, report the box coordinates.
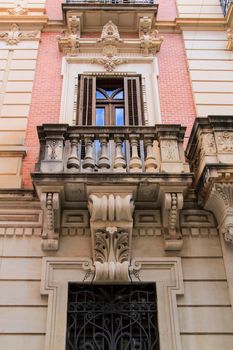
[88,193,134,281]
[40,192,61,251]
[0,24,38,45]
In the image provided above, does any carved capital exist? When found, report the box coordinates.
[40,192,61,251]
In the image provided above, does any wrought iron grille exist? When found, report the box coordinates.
[66,283,160,350]
[220,0,232,15]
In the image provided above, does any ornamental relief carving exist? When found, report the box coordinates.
[0,24,38,45]
[160,140,180,161]
[8,1,28,16]
[200,133,217,156]
[216,131,233,152]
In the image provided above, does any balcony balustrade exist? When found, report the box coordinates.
[220,0,232,15]
[35,124,187,176]
[65,0,154,4]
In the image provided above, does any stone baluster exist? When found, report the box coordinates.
[83,134,95,171]
[67,134,80,171]
[129,134,142,172]
[145,135,157,172]
[98,134,110,171]
[113,134,126,172]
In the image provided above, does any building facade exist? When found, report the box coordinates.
[0,0,233,349]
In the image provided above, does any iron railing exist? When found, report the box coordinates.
[220,0,232,15]
[65,0,154,4]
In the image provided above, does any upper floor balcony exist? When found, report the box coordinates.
[62,0,158,32]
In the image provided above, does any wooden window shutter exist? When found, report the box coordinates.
[77,75,96,125]
[124,76,143,126]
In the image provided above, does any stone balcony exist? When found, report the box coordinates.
[32,124,192,252]
[62,0,158,33]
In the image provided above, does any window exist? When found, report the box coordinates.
[66,283,160,350]
[77,75,144,126]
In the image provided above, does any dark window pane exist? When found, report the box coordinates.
[96,108,105,126]
[115,108,125,126]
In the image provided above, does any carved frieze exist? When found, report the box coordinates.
[0,24,38,45]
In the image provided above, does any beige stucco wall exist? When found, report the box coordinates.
[0,0,46,188]
[184,30,233,117]
[177,0,223,18]
[0,201,233,350]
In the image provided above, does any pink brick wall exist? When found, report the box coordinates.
[157,33,196,141]
[22,33,63,188]
[157,0,177,20]
[46,0,63,20]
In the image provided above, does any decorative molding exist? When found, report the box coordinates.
[0,24,39,45]
[40,192,61,251]
[0,227,42,236]
[40,257,184,350]
[7,1,28,16]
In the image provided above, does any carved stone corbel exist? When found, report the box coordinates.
[205,183,233,244]
[88,193,134,281]
[139,16,163,55]
[40,192,61,251]
[58,15,81,55]
[161,191,184,250]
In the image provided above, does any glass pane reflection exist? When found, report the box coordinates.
[96,108,105,126]
[115,108,124,126]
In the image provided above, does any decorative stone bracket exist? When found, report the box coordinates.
[139,16,163,55]
[40,192,61,251]
[205,183,233,244]
[186,116,233,245]
[58,14,81,55]
[88,192,134,281]
[160,190,184,251]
